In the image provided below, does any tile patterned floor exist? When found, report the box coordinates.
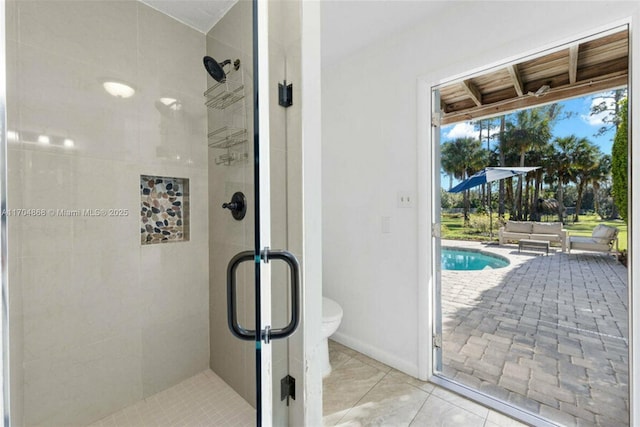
[84,334,626,427]
[441,240,629,427]
[89,343,527,427]
[324,340,527,427]
[88,370,254,427]
[86,243,628,427]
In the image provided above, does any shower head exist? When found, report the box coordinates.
[203,57,241,83]
[203,56,231,83]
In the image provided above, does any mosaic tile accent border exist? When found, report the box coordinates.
[140,175,189,245]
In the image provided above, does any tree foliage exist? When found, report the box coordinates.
[611,98,628,223]
[440,93,623,229]
[503,105,559,220]
[590,89,627,137]
[441,137,486,223]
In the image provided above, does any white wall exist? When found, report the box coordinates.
[299,1,324,425]
[322,1,640,382]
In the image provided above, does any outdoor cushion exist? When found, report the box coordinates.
[592,237,612,245]
[505,221,532,233]
[569,236,611,251]
[592,224,617,240]
[532,222,562,235]
[530,233,561,242]
[502,231,529,240]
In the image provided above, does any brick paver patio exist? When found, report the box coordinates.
[441,240,628,427]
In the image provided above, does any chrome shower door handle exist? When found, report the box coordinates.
[226,249,301,342]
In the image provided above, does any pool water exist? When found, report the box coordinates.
[441,247,509,271]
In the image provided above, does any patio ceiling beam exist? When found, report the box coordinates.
[507,64,524,96]
[569,44,580,84]
[441,74,627,125]
[461,80,483,107]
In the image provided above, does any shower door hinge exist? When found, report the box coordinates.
[433,334,442,349]
[431,112,441,127]
[279,80,293,108]
[280,375,296,406]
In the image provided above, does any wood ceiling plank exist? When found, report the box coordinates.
[441,74,627,125]
[577,57,628,81]
[480,86,518,105]
[519,49,567,68]
[580,44,628,66]
[519,56,569,81]
[581,30,627,50]
[443,98,476,113]
[437,29,628,124]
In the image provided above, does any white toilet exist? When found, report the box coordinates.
[321,297,344,377]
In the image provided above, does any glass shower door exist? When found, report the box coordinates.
[224,1,302,425]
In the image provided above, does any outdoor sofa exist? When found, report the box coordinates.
[568,224,619,254]
[498,221,568,251]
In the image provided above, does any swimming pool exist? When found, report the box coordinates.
[441,247,510,271]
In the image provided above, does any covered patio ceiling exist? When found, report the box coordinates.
[439,27,628,125]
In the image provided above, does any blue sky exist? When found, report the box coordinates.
[441,90,620,156]
[553,94,617,154]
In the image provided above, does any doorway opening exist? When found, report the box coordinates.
[430,25,630,426]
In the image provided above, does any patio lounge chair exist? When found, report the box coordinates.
[568,224,619,254]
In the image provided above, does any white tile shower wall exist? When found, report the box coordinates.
[206,0,257,408]
[7,1,208,425]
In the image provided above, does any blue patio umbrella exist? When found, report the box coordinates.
[448,167,539,193]
[448,166,540,238]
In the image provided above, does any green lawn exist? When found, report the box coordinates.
[441,213,627,251]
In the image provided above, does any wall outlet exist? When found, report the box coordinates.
[397,192,414,208]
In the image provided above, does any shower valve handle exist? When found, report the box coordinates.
[222,192,247,221]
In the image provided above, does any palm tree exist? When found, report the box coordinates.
[504,105,559,219]
[441,146,459,191]
[527,141,554,221]
[589,154,612,218]
[474,118,499,210]
[551,135,587,223]
[441,137,486,224]
[572,139,601,222]
[498,116,507,218]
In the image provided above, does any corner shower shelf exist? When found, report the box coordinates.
[204,63,248,167]
[208,126,248,149]
[215,151,248,166]
[204,79,245,110]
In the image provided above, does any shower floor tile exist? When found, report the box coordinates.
[88,370,254,427]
